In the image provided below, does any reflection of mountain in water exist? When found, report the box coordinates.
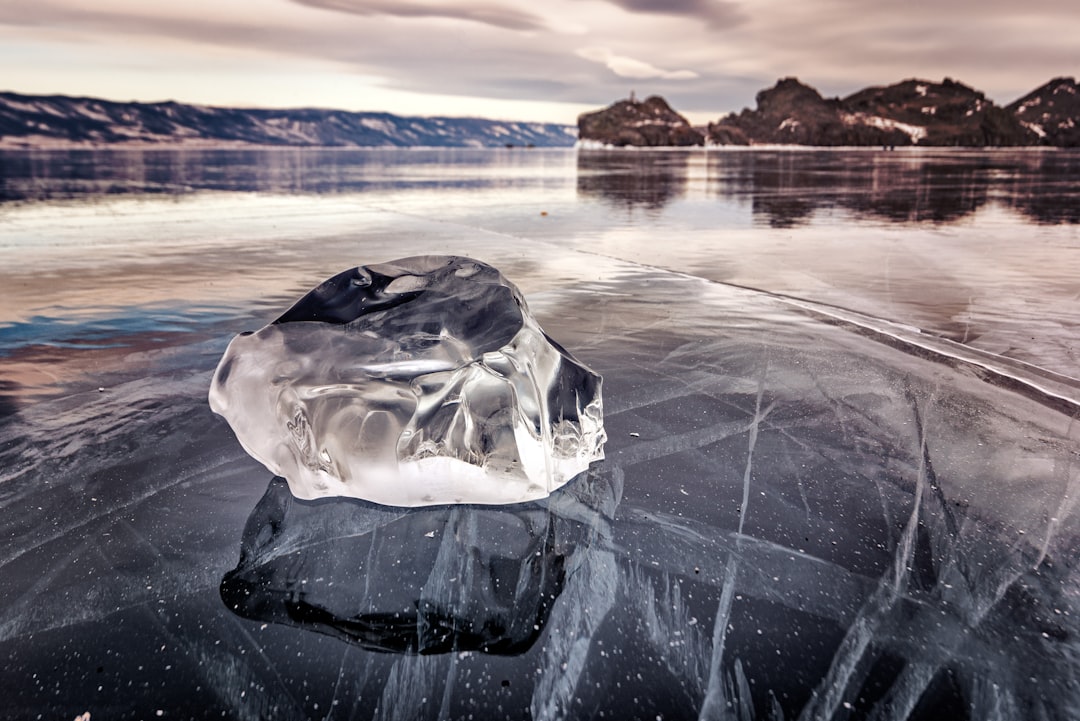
[0,148,542,201]
[576,148,1080,225]
[719,152,991,226]
[221,477,578,655]
[576,150,689,210]
[7,147,1080,226]
[1004,151,1080,223]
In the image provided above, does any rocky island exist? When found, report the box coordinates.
[1007,77,1080,147]
[580,76,1080,148]
[709,77,1034,147]
[577,95,703,147]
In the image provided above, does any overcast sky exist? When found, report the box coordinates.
[2,0,1077,124]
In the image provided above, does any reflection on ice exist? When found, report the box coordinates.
[221,477,573,655]
[209,256,605,506]
[576,148,1080,225]
[577,151,689,211]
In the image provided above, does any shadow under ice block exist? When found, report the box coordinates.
[220,477,573,655]
[209,256,606,506]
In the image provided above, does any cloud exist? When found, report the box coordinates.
[4,0,1080,124]
[601,0,744,27]
[289,0,546,31]
[577,47,698,80]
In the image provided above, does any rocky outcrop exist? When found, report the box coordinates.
[707,77,1038,147]
[577,96,704,147]
[843,78,1035,146]
[1007,77,1080,147]
[707,78,911,147]
[0,92,578,148]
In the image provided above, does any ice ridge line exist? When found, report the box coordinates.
[568,248,1080,413]
[777,297,1080,412]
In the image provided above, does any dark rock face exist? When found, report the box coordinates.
[707,77,1042,147]
[708,78,911,147]
[843,78,1036,146]
[1007,77,1080,147]
[577,95,704,147]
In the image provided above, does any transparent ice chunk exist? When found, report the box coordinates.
[208,256,606,506]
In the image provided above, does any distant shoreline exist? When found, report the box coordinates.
[0,90,577,150]
[0,140,1070,152]
[0,139,570,151]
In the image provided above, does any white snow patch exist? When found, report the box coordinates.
[1060,118,1076,129]
[1021,121,1047,138]
[632,119,681,128]
[108,125,154,138]
[0,133,98,148]
[75,104,112,123]
[921,106,937,115]
[257,120,313,141]
[576,138,617,150]
[915,84,928,96]
[360,118,395,134]
[0,99,38,114]
[778,117,800,131]
[1,99,69,117]
[845,113,926,143]
[35,102,69,118]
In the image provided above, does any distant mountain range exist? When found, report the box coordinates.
[5,78,1078,149]
[0,92,578,148]
[581,77,1080,148]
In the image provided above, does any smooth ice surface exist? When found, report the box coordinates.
[208,255,605,506]
[3,149,1080,721]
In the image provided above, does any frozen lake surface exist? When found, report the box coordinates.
[1,148,1078,720]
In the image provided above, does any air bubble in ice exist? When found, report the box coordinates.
[209,255,605,506]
